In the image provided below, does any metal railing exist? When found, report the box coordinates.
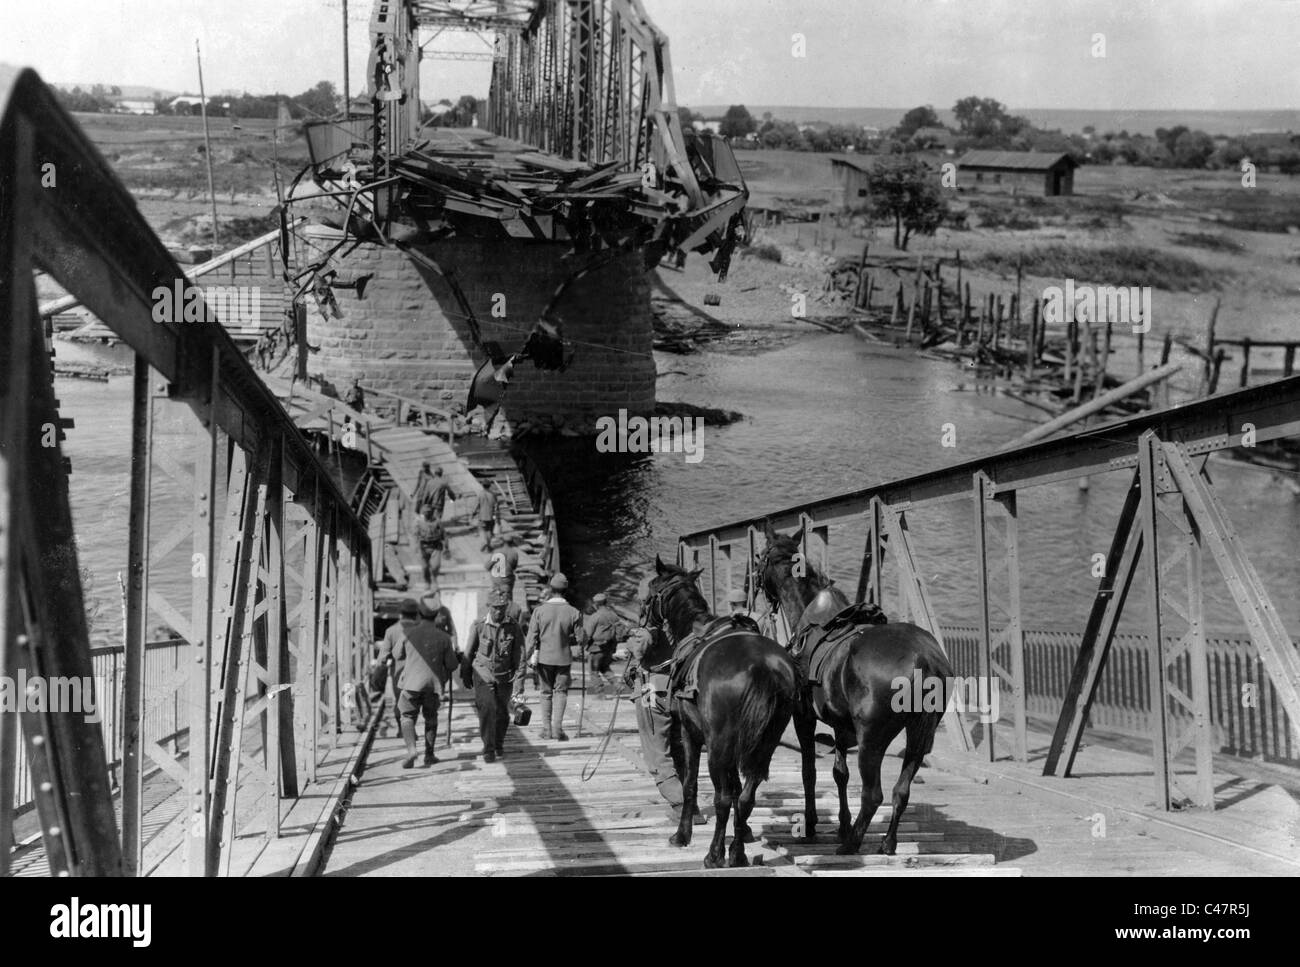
[1,68,377,876]
[12,640,188,817]
[942,626,1297,766]
[679,375,1300,811]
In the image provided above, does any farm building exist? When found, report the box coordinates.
[830,155,886,210]
[168,95,210,115]
[957,150,1078,196]
[829,154,943,210]
[112,98,156,115]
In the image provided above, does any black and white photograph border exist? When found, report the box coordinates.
[0,0,1298,893]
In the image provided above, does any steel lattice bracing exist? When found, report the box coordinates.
[0,69,377,876]
[679,377,1300,810]
[403,0,707,207]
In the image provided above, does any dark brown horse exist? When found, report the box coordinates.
[645,556,803,868]
[756,523,952,855]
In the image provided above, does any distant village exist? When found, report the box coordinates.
[52,80,1300,190]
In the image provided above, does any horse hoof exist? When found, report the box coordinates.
[703,854,722,869]
[879,841,897,856]
[834,841,859,856]
[669,832,686,848]
[802,830,818,843]
[728,853,749,869]
[740,826,756,845]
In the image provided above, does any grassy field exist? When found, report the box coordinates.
[735,149,1300,348]
[69,111,312,251]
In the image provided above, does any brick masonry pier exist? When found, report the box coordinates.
[304,233,656,430]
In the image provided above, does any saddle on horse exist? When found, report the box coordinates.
[668,615,760,701]
[790,601,887,687]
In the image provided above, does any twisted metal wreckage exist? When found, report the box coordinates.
[282,0,749,403]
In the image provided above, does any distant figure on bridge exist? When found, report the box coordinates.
[414,463,451,519]
[485,535,519,595]
[463,586,524,763]
[474,484,498,552]
[372,603,419,736]
[583,592,624,698]
[388,597,459,768]
[524,573,587,741]
[414,505,446,587]
[343,377,365,412]
[728,588,776,638]
[420,587,457,643]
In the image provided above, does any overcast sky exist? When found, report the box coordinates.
[1,0,1296,110]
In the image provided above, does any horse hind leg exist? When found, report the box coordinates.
[882,716,937,855]
[832,730,853,843]
[837,742,885,856]
[791,705,820,841]
[669,723,703,849]
[728,773,763,867]
[705,759,738,869]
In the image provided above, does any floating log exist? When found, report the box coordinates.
[998,361,1184,452]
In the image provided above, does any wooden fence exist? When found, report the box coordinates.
[943,625,1299,766]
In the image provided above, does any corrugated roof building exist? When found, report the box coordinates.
[957,150,1078,195]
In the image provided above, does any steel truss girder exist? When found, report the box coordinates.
[0,69,379,876]
[972,474,1028,762]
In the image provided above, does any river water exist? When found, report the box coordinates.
[59,332,1300,643]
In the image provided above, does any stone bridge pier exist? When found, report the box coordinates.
[304,233,656,432]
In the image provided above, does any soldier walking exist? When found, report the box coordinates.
[583,592,624,698]
[463,587,524,763]
[524,573,586,741]
[387,598,459,768]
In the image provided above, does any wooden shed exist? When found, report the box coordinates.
[957,150,1078,196]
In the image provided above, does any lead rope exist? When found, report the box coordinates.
[581,689,624,782]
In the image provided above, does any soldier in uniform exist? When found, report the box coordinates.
[485,535,519,596]
[524,573,586,741]
[388,598,460,768]
[583,592,624,698]
[621,622,704,826]
[372,600,419,735]
[462,586,524,763]
[413,505,445,587]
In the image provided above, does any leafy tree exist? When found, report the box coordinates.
[1173,130,1215,169]
[1155,125,1189,157]
[952,96,1029,145]
[295,80,339,118]
[867,157,949,250]
[759,119,807,150]
[720,104,755,139]
[676,106,698,131]
[897,105,940,139]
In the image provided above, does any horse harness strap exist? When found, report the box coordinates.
[790,601,888,688]
[669,616,759,702]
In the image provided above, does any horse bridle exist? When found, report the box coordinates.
[642,572,698,643]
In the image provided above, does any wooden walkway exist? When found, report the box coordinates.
[317,680,1300,877]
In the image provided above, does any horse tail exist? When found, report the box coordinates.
[909,640,955,759]
[724,656,798,782]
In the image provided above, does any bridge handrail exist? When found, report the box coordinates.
[1,67,377,876]
[2,69,365,536]
[681,375,1300,545]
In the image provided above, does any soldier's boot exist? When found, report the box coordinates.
[552,691,569,741]
[423,730,438,766]
[399,719,418,769]
[539,693,553,739]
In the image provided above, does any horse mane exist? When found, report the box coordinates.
[654,563,713,638]
[762,532,834,597]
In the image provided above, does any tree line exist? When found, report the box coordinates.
[678,98,1300,172]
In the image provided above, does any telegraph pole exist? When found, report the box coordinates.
[196,39,220,253]
[342,0,350,117]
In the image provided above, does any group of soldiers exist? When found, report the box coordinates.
[370,537,772,824]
